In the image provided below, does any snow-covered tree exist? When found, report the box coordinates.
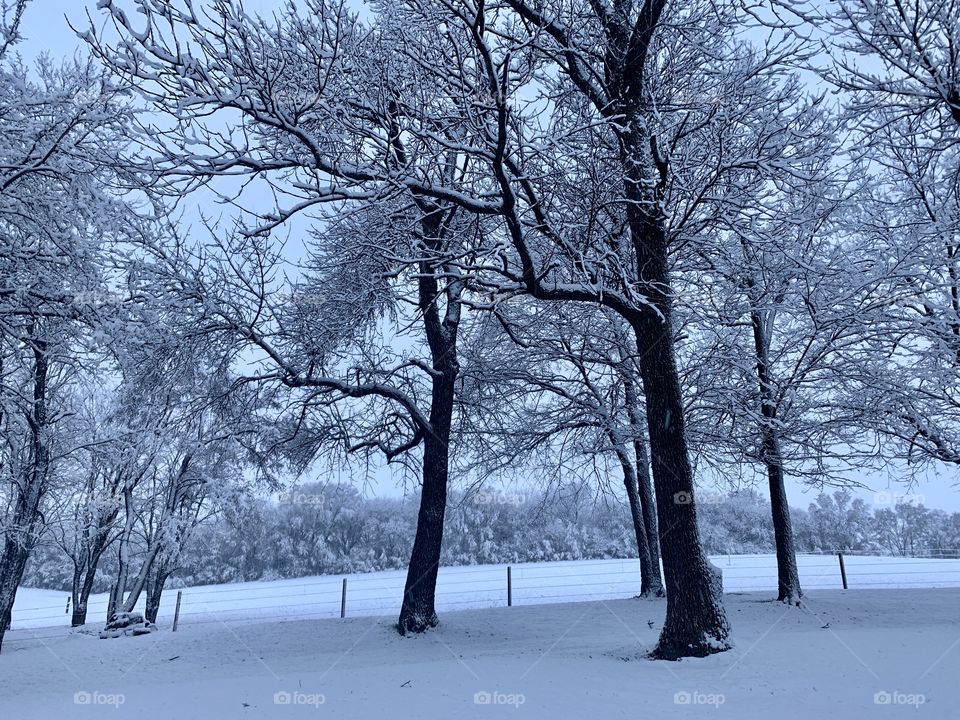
[0,2,140,650]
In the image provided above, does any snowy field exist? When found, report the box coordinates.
[8,553,960,637]
[1,588,958,719]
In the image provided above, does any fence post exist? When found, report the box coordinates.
[341,578,348,618]
[507,566,512,607]
[837,552,848,590]
[65,596,70,615]
[172,591,183,632]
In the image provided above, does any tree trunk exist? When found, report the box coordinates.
[0,336,49,653]
[144,565,170,624]
[69,562,83,626]
[108,484,136,620]
[766,447,802,604]
[617,449,660,597]
[71,530,113,627]
[120,540,162,615]
[622,374,663,595]
[616,113,730,657]
[72,562,101,627]
[0,541,32,652]
[397,368,455,634]
[634,439,663,590]
[751,310,802,604]
[632,314,731,659]
[396,205,462,635]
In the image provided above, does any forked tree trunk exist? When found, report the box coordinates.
[72,562,101,627]
[617,449,660,596]
[119,541,162,614]
[107,485,135,620]
[634,438,663,590]
[71,530,114,626]
[751,310,802,604]
[622,375,663,594]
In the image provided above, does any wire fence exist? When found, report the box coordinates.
[7,551,960,644]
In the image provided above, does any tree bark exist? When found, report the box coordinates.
[632,313,730,659]
[751,310,802,604]
[622,374,663,595]
[616,448,660,597]
[107,483,136,620]
[119,540,162,614]
[144,565,170,624]
[397,372,454,634]
[0,336,49,653]
[71,561,101,627]
[396,206,462,635]
[617,105,730,656]
[70,525,115,626]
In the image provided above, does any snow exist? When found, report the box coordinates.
[2,588,958,719]
[11,553,960,633]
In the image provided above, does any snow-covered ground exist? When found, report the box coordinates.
[9,553,960,634]
[1,588,957,719]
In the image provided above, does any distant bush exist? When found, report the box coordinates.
[22,485,960,590]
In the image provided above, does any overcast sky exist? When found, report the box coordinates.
[14,1,960,513]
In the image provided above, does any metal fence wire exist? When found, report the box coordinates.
[7,551,960,644]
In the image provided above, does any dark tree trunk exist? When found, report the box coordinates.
[751,310,802,604]
[119,541,162,615]
[617,449,660,597]
[634,438,663,590]
[107,483,136,621]
[632,314,730,659]
[71,533,112,626]
[0,337,49,653]
[396,206,462,635]
[766,447,802,604]
[0,540,32,652]
[397,372,455,634]
[69,562,84,626]
[144,566,170,624]
[72,568,98,627]
[622,375,663,595]
[616,111,730,657]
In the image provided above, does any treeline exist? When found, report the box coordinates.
[22,486,960,592]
